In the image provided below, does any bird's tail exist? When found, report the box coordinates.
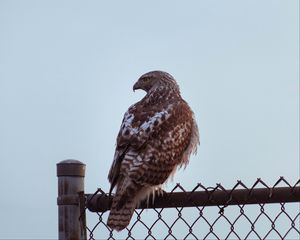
[107,194,136,231]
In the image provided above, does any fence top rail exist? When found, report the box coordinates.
[86,178,300,213]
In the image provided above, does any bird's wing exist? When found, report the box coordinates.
[108,103,172,194]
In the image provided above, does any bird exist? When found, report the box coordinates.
[107,70,199,231]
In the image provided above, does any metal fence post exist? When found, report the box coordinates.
[57,159,86,240]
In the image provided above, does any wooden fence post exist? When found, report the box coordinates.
[57,159,86,240]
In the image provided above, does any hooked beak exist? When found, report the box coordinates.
[133,81,140,92]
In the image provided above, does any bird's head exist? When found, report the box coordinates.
[133,70,179,93]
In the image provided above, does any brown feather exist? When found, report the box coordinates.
[107,70,200,231]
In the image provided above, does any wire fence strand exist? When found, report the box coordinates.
[83,177,300,240]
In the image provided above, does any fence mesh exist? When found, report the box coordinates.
[84,177,300,240]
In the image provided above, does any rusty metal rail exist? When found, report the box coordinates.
[87,185,300,213]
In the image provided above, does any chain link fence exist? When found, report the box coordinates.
[84,177,300,240]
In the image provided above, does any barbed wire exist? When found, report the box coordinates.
[83,177,300,240]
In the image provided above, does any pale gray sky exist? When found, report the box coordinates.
[0,1,299,239]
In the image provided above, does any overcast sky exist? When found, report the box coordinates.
[0,1,299,239]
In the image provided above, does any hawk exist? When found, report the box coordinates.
[107,70,199,231]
